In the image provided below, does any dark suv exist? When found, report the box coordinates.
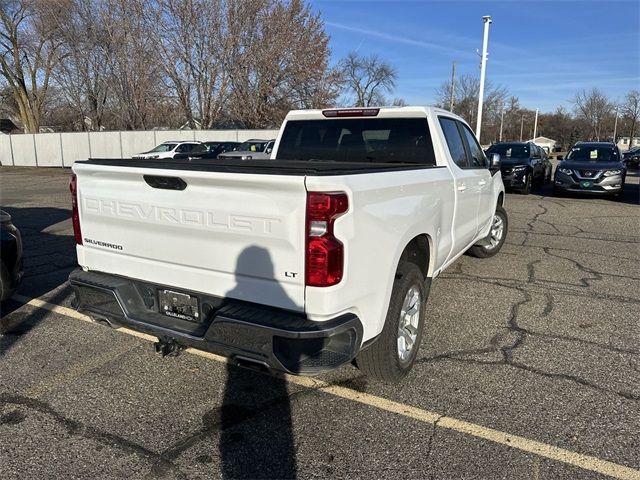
[485,142,552,194]
[554,142,626,197]
[623,146,640,169]
[1,210,23,302]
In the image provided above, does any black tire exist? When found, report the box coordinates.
[468,205,508,258]
[0,261,11,303]
[520,173,532,194]
[356,262,427,382]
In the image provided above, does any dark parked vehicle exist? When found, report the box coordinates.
[485,141,552,194]
[554,142,626,197]
[173,141,240,160]
[623,146,640,169]
[1,210,23,302]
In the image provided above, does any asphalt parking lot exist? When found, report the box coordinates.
[1,166,639,479]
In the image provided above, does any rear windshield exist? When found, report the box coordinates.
[566,146,619,162]
[276,118,436,165]
[486,144,529,159]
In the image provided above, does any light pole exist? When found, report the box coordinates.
[520,114,525,142]
[499,108,504,142]
[533,108,539,140]
[475,15,492,141]
[613,108,618,143]
[449,62,456,112]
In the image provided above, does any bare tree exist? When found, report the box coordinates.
[98,0,167,130]
[538,106,573,149]
[0,0,69,132]
[153,0,228,129]
[572,88,612,141]
[435,74,508,143]
[619,89,640,147]
[53,0,113,130]
[222,0,337,128]
[337,51,397,107]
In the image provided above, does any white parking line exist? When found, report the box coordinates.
[10,294,640,480]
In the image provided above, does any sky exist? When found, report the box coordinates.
[309,0,640,113]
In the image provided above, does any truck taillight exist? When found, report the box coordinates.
[69,174,82,245]
[305,192,348,287]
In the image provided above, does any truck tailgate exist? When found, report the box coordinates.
[73,163,307,311]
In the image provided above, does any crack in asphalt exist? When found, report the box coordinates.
[425,250,640,401]
[542,248,602,287]
[425,414,445,480]
[147,385,308,477]
[510,229,640,245]
[0,393,187,479]
[442,271,640,305]
[526,204,549,232]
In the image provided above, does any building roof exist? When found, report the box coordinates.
[532,136,557,144]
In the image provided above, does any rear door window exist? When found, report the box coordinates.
[277,118,436,165]
[439,117,468,168]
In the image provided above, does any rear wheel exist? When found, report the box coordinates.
[356,263,427,382]
[468,205,508,258]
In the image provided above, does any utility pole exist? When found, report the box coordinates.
[475,15,492,141]
[449,62,456,112]
[533,108,539,140]
[520,114,525,142]
[499,108,504,142]
[613,108,618,143]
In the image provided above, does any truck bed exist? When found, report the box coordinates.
[78,158,442,176]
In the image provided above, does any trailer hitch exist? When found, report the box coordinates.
[154,337,185,358]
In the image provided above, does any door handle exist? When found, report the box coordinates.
[478,180,487,186]
[457,184,467,192]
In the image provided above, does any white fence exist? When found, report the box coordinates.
[0,129,280,167]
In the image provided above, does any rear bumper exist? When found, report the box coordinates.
[553,180,623,195]
[69,269,363,375]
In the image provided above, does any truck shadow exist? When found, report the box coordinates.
[219,246,298,479]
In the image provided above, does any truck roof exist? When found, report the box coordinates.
[284,106,464,122]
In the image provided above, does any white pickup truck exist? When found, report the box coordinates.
[69,107,507,382]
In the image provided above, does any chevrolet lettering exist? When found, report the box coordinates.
[83,197,281,234]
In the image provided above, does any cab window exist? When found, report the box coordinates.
[459,124,488,168]
[439,117,468,168]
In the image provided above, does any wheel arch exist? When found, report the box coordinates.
[398,234,433,280]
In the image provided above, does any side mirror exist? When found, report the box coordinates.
[490,153,501,168]
[557,155,564,160]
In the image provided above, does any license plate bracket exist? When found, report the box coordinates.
[580,180,593,188]
[158,289,200,322]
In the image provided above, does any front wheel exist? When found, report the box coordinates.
[468,205,508,258]
[356,263,428,382]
